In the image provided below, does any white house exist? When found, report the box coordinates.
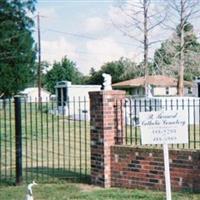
[19,87,51,102]
[124,96,200,125]
[112,75,193,97]
[112,75,200,126]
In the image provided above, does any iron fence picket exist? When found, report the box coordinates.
[0,100,1,183]
[176,99,179,149]
[170,99,174,149]
[120,99,124,144]
[84,96,88,179]
[51,99,55,181]
[4,99,7,179]
[193,99,196,149]
[182,99,185,149]
[8,99,12,181]
[62,99,65,173]
[78,96,81,178]
[67,98,71,172]
[188,99,191,149]
[35,99,39,180]
[14,97,22,185]
[129,98,133,145]
[133,99,137,145]
[139,99,142,145]
[115,99,119,144]
[124,99,128,144]
[73,97,76,174]
[24,98,28,182]
[46,100,49,181]
[40,102,44,180]
[199,98,200,149]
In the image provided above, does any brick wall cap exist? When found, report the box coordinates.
[89,90,126,97]
[112,145,200,154]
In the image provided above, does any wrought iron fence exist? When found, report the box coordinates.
[2,94,200,185]
[0,98,15,185]
[121,97,200,149]
[0,96,91,185]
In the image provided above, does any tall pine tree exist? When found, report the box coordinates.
[0,0,36,97]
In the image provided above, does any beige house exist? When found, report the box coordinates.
[112,75,193,97]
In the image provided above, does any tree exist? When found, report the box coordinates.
[163,0,200,95]
[112,0,167,94]
[0,0,37,97]
[44,57,83,93]
[29,61,49,88]
[154,22,200,81]
[85,57,139,85]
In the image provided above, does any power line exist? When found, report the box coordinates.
[38,0,114,3]
[47,28,96,40]
[42,49,122,56]
[45,28,141,48]
[0,24,142,62]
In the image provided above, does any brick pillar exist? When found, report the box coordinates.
[89,90,125,188]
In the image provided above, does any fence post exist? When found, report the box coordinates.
[14,96,22,185]
[89,90,125,188]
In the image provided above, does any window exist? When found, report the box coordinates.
[133,88,140,95]
[57,88,61,106]
[136,88,140,95]
[188,87,192,94]
[166,87,169,95]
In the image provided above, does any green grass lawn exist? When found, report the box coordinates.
[0,101,91,184]
[0,183,200,200]
[1,100,200,186]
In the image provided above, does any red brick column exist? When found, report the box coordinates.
[89,90,125,188]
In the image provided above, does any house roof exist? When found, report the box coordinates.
[19,87,50,95]
[112,75,192,88]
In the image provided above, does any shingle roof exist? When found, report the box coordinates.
[112,75,192,88]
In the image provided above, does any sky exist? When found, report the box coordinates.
[33,0,200,75]
[33,0,145,75]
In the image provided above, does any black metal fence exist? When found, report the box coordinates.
[121,97,200,149]
[2,94,200,185]
[0,97,91,185]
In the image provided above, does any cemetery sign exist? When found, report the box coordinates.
[139,110,188,200]
[139,110,188,145]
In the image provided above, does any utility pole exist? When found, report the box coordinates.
[37,13,41,104]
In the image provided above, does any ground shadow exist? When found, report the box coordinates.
[25,167,91,184]
[0,177,16,186]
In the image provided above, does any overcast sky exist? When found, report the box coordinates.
[34,0,200,75]
[33,0,145,74]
